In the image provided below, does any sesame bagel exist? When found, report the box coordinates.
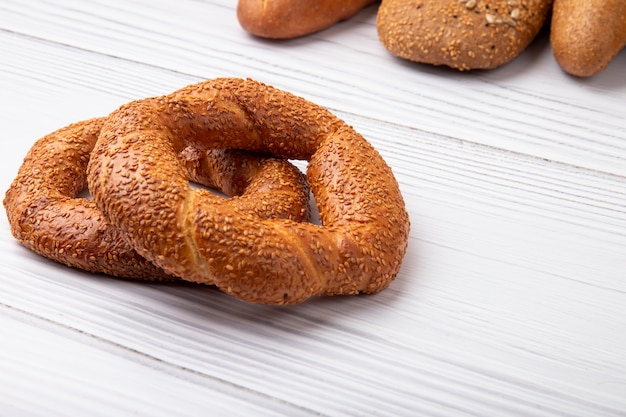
[376,0,553,70]
[551,0,626,77]
[4,117,311,280]
[237,0,376,39]
[87,77,410,304]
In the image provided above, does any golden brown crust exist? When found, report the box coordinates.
[550,0,626,77]
[87,77,410,304]
[237,0,376,39]
[4,118,311,280]
[376,0,553,70]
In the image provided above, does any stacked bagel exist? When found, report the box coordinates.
[237,0,625,76]
[4,78,410,305]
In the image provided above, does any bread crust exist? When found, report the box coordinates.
[377,0,553,70]
[87,78,410,304]
[237,0,376,39]
[551,0,626,77]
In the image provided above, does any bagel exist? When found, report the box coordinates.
[376,0,553,70]
[237,0,377,39]
[87,77,410,304]
[4,117,311,280]
[550,0,626,77]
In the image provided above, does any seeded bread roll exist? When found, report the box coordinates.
[237,0,376,39]
[551,0,626,77]
[87,78,410,304]
[377,0,553,70]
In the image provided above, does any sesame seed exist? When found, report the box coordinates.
[504,17,517,27]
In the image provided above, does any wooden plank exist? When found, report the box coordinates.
[1,0,625,416]
[2,0,626,174]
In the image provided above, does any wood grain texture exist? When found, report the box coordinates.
[1,0,625,416]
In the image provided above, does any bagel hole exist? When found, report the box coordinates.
[187,161,323,226]
[308,190,321,225]
[188,180,228,198]
[189,180,322,225]
[77,187,92,200]
[291,160,322,226]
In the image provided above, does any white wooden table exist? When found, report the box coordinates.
[1,1,625,416]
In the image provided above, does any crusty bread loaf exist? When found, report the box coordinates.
[551,0,626,77]
[377,0,553,70]
[237,0,376,39]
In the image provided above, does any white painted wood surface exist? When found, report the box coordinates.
[1,1,625,415]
